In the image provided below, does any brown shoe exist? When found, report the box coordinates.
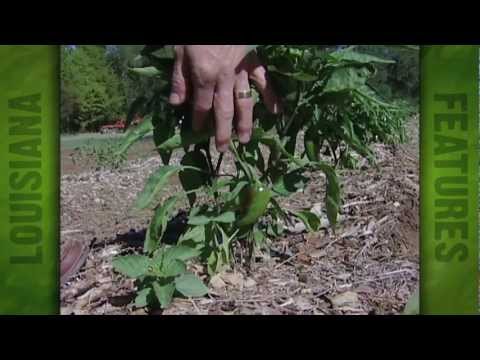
[60,240,91,286]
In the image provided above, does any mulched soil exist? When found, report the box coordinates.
[60,116,419,315]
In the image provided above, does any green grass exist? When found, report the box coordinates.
[61,132,152,150]
[61,133,122,149]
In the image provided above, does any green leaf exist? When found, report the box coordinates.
[152,280,176,308]
[207,252,219,276]
[216,226,236,264]
[188,212,235,226]
[152,107,176,165]
[112,255,150,278]
[329,50,395,65]
[213,212,236,223]
[188,215,212,226]
[134,287,153,308]
[267,65,317,82]
[311,162,341,228]
[116,116,153,156]
[323,67,372,94]
[163,245,201,262]
[134,165,199,210]
[162,259,187,277]
[209,178,233,193]
[179,151,210,206]
[225,180,249,203]
[129,66,162,78]
[149,46,175,60]
[156,134,182,152]
[179,225,205,244]
[304,127,320,162]
[155,130,213,154]
[149,247,189,277]
[293,211,321,232]
[273,169,309,196]
[175,273,209,298]
[253,229,267,248]
[145,196,179,253]
[259,134,307,168]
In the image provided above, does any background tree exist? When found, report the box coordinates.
[61,45,126,133]
[356,45,419,103]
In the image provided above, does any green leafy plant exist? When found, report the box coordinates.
[72,137,127,170]
[112,45,410,310]
[112,245,207,308]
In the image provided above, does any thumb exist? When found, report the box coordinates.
[169,46,189,105]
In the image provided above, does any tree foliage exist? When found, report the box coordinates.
[355,45,419,102]
[61,45,126,133]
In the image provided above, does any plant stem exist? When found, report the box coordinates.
[215,153,224,176]
[282,91,302,137]
[230,141,255,183]
[201,141,215,178]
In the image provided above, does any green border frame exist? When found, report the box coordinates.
[0,45,59,314]
[420,45,479,314]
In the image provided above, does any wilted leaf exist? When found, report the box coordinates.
[209,274,226,290]
[328,291,359,308]
[221,272,245,288]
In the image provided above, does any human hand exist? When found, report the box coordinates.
[169,45,281,152]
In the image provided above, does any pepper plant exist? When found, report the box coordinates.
[112,45,410,310]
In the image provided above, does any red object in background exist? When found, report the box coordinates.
[100,115,143,134]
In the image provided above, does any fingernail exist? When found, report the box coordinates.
[169,93,181,105]
[239,132,250,144]
[217,143,229,153]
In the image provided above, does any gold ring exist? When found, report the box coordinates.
[237,89,253,99]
